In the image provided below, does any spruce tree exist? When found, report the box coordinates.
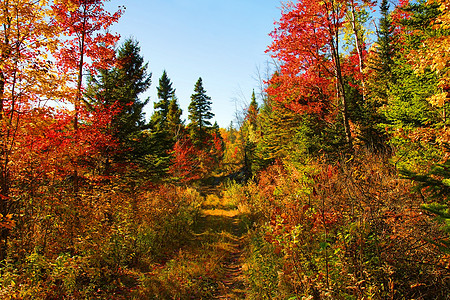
[188,77,214,146]
[247,90,259,129]
[167,96,184,141]
[85,38,152,162]
[114,39,151,137]
[151,70,175,132]
[148,71,180,176]
[87,39,151,138]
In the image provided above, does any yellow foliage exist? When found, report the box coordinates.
[427,91,447,107]
[414,0,450,90]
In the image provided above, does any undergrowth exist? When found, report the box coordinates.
[237,152,450,300]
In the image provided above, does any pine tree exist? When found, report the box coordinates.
[86,38,151,143]
[188,77,214,147]
[151,70,175,132]
[377,0,395,78]
[247,90,259,130]
[85,38,152,171]
[167,96,184,141]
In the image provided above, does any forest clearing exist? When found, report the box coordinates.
[1,0,450,299]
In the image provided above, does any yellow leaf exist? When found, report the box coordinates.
[427,92,447,107]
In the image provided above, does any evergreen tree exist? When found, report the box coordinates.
[360,0,397,152]
[167,96,184,141]
[240,90,260,179]
[247,90,259,130]
[86,39,151,138]
[85,38,152,166]
[228,121,237,144]
[188,77,214,146]
[113,39,151,138]
[377,0,395,78]
[147,71,180,177]
[151,70,175,132]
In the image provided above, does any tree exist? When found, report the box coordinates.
[411,0,450,134]
[85,38,152,176]
[51,0,122,191]
[247,90,259,130]
[150,70,175,133]
[166,96,184,141]
[86,38,151,144]
[267,0,369,149]
[344,0,374,101]
[0,0,64,258]
[52,0,122,130]
[188,77,214,147]
[381,0,444,170]
[377,0,395,79]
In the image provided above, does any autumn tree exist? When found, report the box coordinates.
[0,0,66,258]
[51,0,122,191]
[267,0,372,149]
[52,0,122,129]
[395,0,450,249]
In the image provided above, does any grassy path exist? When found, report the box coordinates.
[198,208,247,299]
[138,186,251,299]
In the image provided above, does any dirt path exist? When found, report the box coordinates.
[194,205,248,299]
[140,184,251,299]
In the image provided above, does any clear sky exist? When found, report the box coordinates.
[105,0,282,128]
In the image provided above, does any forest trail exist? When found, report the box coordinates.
[193,186,249,299]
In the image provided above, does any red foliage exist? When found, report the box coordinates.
[169,132,223,182]
[266,0,349,118]
[170,137,202,182]
[51,0,123,76]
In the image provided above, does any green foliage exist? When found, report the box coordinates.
[373,0,395,81]
[254,99,334,169]
[146,71,183,178]
[377,0,445,170]
[167,96,184,141]
[188,77,215,147]
[246,232,283,300]
[86,38,151,143]
[150,70,175,133]
[85,38,153,177]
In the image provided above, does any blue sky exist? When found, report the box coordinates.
[105,0,282,128]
